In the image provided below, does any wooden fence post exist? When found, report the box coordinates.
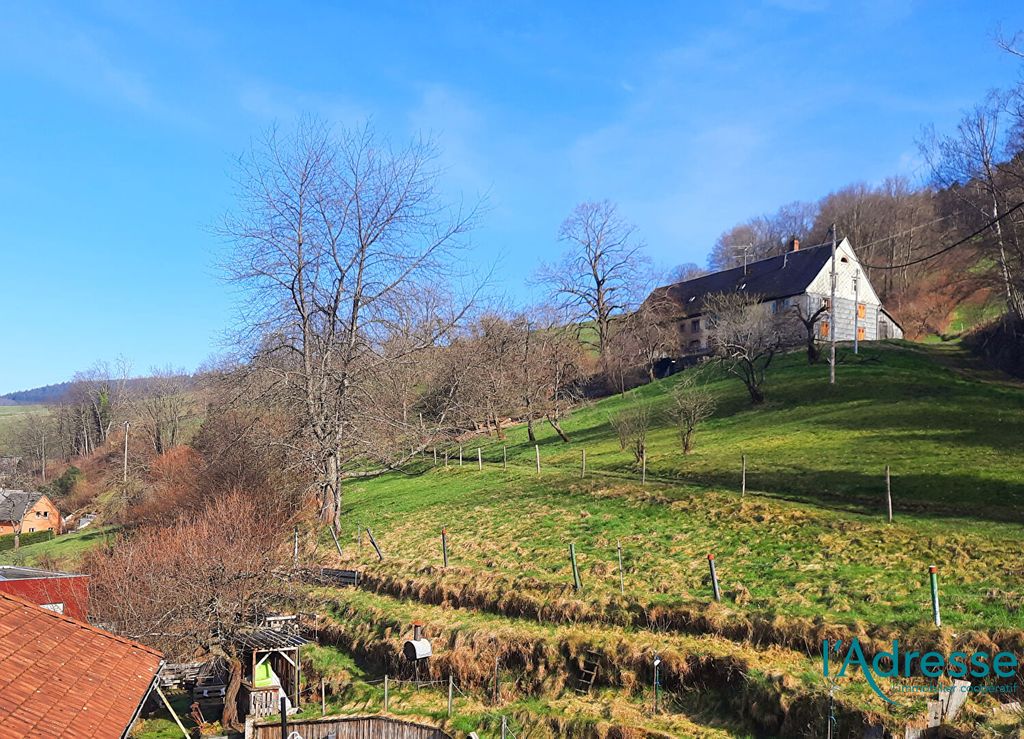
[617,540,624,596]
[929,565,941,627]
[741,455,747,496]
[641,451,647,485]
[535,444,541,475]
[459,445,463,466]
[502,444,507,470]
[478,447,482,471]
[448,673,454,717]
[366,528,384,561]
[493,653,500,705]
[433,448,437,466]
[328,526,344,557]
[384,674,389,711]
[886,465,893,523]
[442,527,449,568]
[581,448,586,478]
[569,542,582,592]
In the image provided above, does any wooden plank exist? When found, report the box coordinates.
[251,715,453,739]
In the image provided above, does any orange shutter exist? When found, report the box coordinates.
[857,326,865,340]
[819,321,830,338]
[857,303,866,319]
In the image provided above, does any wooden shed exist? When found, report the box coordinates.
[235,629,309,720]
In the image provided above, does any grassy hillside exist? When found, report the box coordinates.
[291,342,1024,737]
[0,404,46,437]
[474,341,1024,521]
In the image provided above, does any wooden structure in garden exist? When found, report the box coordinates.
[235,628,309,720]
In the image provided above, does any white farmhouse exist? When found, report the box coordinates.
[647,237,903,355]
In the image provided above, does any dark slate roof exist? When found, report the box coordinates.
[649,243,834,316]
[0,490,41,524]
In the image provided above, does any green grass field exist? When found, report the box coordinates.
[0,404,45,434]
[294,341,1024,737]
[0,526,114,568]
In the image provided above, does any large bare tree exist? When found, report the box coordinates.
[222,119,478,532]
[537,200,648,357]
[703,291,783,404]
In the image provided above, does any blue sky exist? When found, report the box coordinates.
[1,1,1023,393]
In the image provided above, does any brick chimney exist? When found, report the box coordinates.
[788,237,800,252]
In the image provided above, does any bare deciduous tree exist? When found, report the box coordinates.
[222,119,478,532]
[84,489,293,730]
[130,368,198,456]
[708,201,817,271]
[791,301,828,364]
[669,372,716,453]
[614,293,682,382]
[537,200,649,356]
[609,397,652,464]
[703,291,782,404]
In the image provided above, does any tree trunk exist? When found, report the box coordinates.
[320,452,342,533]
[526,418,536,443]
[805,328,820,364]
[493,414,506,441]
[221,653,243,730]
[546,414,571,442]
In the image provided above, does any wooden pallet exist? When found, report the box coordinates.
[575,649,600,695]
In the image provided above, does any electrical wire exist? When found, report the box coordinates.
[854,200,1024,271]
[848,212,954,253]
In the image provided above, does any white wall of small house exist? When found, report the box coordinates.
[803,238,902,341]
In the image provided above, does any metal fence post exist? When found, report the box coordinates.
[708,554,721,602]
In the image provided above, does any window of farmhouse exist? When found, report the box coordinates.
[691,319,700,332]
[857,326,866,340]
[857,303,866,319]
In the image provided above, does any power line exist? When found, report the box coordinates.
[851,212,954,253]
[855,200,1024,271]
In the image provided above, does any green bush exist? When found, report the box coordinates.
[42,466,83,498]
[0,529,55,552]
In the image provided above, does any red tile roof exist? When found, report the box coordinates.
[0,591,163,738]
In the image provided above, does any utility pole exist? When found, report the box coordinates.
[123,421,130,483]
[853,268,860,355]
[829,224,837,385]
